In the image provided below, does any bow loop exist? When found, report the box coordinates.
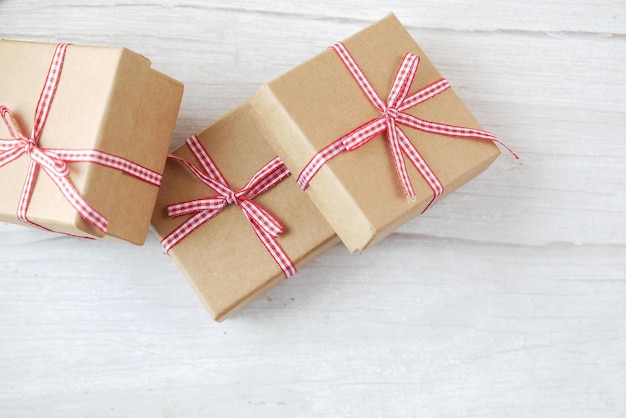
[167,196,227,218]
[387,52,420,110]
[0,105,25,139]
[0,106,31,167]
[1,104,70,178]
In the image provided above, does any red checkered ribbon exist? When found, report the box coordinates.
[297,42,518,210]
[161,135,297,278]
[0,43,162,235]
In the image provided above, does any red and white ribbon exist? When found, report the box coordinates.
[0,43,163,235]
[297,42,518,211]
[161,135,297,278]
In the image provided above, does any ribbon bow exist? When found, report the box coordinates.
[161,135,297,278]
[297,42,518,210]
[0,43,162,235]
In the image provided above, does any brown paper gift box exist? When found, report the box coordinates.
[250,14,502,253]
[151,100,339,321]
[0,40,183,244]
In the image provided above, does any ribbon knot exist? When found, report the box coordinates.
[226,191,241,206]
[383,106,399,120]
[161,135,297,278]
[1,107,70,178]
[297,42,517,212]
[21,136,37,155]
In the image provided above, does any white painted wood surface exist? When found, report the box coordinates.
[1,1,625,416]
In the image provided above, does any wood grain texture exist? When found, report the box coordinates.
[1,1,625,417]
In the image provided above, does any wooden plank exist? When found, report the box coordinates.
[2,0,624,34]
[0,232,625,416]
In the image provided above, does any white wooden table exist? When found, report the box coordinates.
[1,2,625,417]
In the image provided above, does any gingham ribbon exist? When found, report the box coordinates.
[161,135,297,278]
[0,43,163,235]
[297,42,518,210]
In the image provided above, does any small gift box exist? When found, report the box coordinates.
[151,100,339,321]
[251,14,516,252]
[0,40,183,243]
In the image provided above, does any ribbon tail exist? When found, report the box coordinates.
[398,112,519,159]
[396,127,443,211]
[489,137,519,159]
[239,201,294,277]
[43,167,108,234]
[387,122,415,198]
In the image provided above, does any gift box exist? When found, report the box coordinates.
[250,14,515,252]
[151,100,339,321]
[0,40,183,243]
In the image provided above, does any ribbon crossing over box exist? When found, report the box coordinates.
[0,40,183,243]
[151,100,338,321]
[251,14,516,252]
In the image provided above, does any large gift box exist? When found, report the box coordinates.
[0,40,183,243]
[151,100,339,321]
[251,14,515,252]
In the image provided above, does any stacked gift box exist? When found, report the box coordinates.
[0,14,515,320]
[151,101,339,320]
[0,40,183,242]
